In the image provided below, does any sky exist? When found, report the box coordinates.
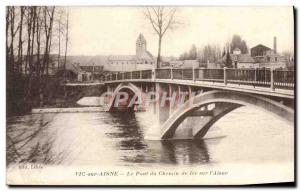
[68,6,294,57]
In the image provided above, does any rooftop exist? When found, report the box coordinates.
[108,55,136,61]
[231,54,255,63]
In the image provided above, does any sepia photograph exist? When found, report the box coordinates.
[5,5,295,186]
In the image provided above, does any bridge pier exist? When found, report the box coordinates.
[148,84,200,139]
[145,83,170,140]
[147,83,197,140]
[155,83,170,124]
[145,84,149,93]
[168,84,176,116]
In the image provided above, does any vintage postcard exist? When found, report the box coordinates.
[6,6,294,185]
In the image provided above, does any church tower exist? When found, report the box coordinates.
[136,33,147,57]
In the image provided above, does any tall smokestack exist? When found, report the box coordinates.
[273,36,277,54]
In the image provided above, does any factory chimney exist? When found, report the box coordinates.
[273,36,277,54]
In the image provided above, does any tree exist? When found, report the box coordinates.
[225,48,232,68]
[57,12,63,69]
[197,44,222,63]
[179,44,197,60]
[282,50,294,68]
[144,7,178,68]
[6,6,69,114]
[6,7,10,65]
[8,6,20,74]
[36,7,42,77]
[179,51,188,60]
[222,47,226,57]
[63,10,69,99]
[188,44,197,60]
[230,34,248,54]
[43,6,56,76]
[17,6,24,73]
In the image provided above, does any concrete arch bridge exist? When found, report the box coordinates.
[103,68,294,140]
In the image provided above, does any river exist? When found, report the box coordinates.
[6,106,294,185]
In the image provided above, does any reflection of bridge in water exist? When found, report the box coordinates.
[102,68,294,140]
[104,112,211,165]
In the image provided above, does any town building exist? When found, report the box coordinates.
[250,37,286,69]
[21,34,156,82]
[231,48,257,68]
[207,62,220,69]
[162,58,199,68]
[216,48,256,68]
[59,33,155,79]
[180,60,199,68]
[106,34,155,72]
[59,56,107,82]
[54,62,93,82]
[217,37,287,69]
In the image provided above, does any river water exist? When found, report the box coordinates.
[6,106,294,185]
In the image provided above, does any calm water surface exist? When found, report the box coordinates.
[6,106,293,168]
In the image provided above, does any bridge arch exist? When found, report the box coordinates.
[107,82,143,112]
[161,90,294,139]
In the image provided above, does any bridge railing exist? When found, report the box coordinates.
[131,71,140,79]
[104,68,294,91]
[274,69,294,89]
[104,70,153,81]
[156,68,171,79]
[194,68,224,82]
[182,68,193,80]
[117,73,123,80]
[172,68,181,79]
[226,68,271,87]
[141,70,152,79]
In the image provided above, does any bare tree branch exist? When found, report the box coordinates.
[144,8,159,35]
[162,8,176,36]
[143,7,180,68]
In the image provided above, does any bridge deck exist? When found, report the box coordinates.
[65,82,104,86]
[104,79,294,99]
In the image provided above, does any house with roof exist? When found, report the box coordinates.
[53,34,155,82]
[161,56,200,68]
[55,61,93,82]
[106,34,156,72]
[217,48,257,68]
[231,48,257,68]
[250,37,286,69]
[63,55,108,81]
[217,37,287,69]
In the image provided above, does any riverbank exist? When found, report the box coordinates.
[31,107,108,113]
[30,96,108,113]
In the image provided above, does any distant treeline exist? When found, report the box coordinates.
[179,34,248,63]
